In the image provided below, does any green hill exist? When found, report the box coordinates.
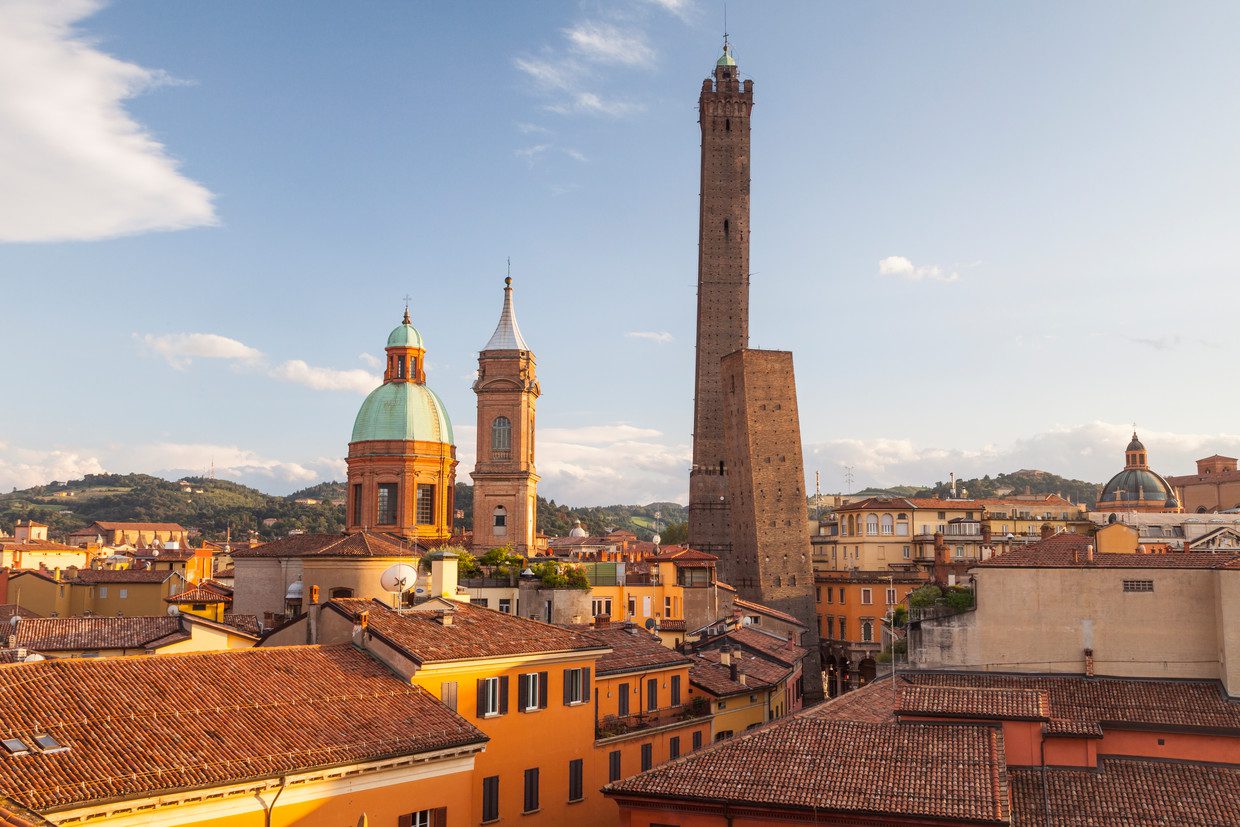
[0,474,686,544]
[914,470,1101,507]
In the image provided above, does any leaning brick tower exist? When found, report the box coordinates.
[688,40,753,561]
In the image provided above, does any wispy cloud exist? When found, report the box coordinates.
[137,331,380,393]
[358,352,384,369]
[138,333,262,369]
[516,122,553,135]
[878,255,961,284]
[564,22,655,66]
[0,1,216,242]
[563,148,589,162]
[626,330,674,344]
[642,0,697,21]
[515,143,553,165]
[1125,335,1219,352]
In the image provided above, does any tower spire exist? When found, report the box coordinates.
[483,273,529,352]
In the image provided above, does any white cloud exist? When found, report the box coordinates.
[0,1,216,242]
[515,56,582,93]
[805,421,1240,494]
[269,360,380,394]
[878,255,960,284]
[643,0,696,21]
[515,143,552,164]
[0,442,106,490]
[563,148,589,162]
[137,331,379,393]
[626,330,674,344]
[516,122,553,135]
[358,352,384,369]
[564,23,655,66]
[138,333,263,369]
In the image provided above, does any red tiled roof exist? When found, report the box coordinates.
[70,568,178,584]
[733,598,806,629]
[647,547,719,564]
[0,541,81,553]
[836,495,1079,512]
[165,585,232,604]
[688,654,776,697]
[13,616,186,652]
[900,686,1050,721]
[232,532,421,559]
[222,613,261,636]
[976,533,1240,569]
[584,624,692,676]
[694,649,789,688]
[905,673,1240,733]
[657,619,686,632]
[327,598,606,663]
[697,626,807,668]
[0,606,40,627]
[0,646,485,812]
[804,676,906,724]
[605,718,1010,824]
[1009,758,1240,826]
[87,521,186,532]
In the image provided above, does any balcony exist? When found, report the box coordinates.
[595,698,709,740]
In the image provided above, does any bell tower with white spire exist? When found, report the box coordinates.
[471,276,540,554]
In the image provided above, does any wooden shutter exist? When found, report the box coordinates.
[583,667,591,702]
[538,671,548,709]
[563,668,572,705]
[618,682,629,717]
[517,673,530,712]
[476,678,486,718]
[671,675,681,706]
[498,675,509,714]
[398,815,413,827]
[430,807,447,827]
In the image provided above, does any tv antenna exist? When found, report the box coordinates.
[843,465,855,495]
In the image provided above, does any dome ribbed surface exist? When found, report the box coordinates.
[1100,469,1175,504]
[351,382,453,444]
[387,321,424,349]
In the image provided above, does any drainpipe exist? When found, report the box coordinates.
[262,775,288,827]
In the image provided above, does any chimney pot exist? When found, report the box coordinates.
[594,613,610,628]
[1086,544,1095,563]
[729,660,738,682]
[1084,647,1095,677]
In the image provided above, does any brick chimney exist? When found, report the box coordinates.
[933,532,947,586]
[729,657,739,683]
[1084,647,1095,677]
[719,644,732,666]
[1041,523,1055,539]
[594,613,611,628]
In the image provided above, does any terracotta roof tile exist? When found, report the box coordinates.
[584,624,692,675]
[232,532,421,559]
[0,541,81,553]
[1009,758,1240,826]
[328,598,605,663]
[647,547,719,563]
[0,646,485,812]
[733,598,806,628]
[976,534,1240,569]
[696,626,807,667]
[803,676,905,724]
[0,606,40,627]
[70,569,178,584]
[688,654,776,696]
[165,581,233,604]
[900,686,1051,720]
[694,649,789,688]
[13,616,186,652]
[606,718,1010,823]
[87,521,186,532]
[222,613,261,636]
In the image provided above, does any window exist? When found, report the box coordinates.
[592,598,612,618]
[477,676,508,717]
[523,768,540,813]
[896,520,909,536]
[329,586,354,599]
[669,736,681,758]
[627,596,637,617]
[862,619,874,643]
[441,681,458,712]
[396,356,405,379]
[351,483,362,525]
[492,416,512,455]
[903,545,911,559]
[416,483,435,525]
[568,758,584,802]
[32,734,65,754]
[865,514,878,535]
[482,775,500,822]
[618,682,630,716]
[826,616,835,639]
[825,587,832,604]
[881,514,894,535]
[98,586,108,598]
[1,738,29,756]
[938,511,946,519]
[377,483,398,525]
[498,598,512,614]
[955,545,964,559]
[519,672,548,712]
[839,618,847,640]
[714,730,734,742]
[398,810,445,827]
[118,588,128,600]
[664,596,672,617]
[492,505,507,537]
[641,743,653,771]
[608,749,622,782]
[563,667,591,705]
[647,678,659,712]
[838,588,845,604]
[887,588,897,605]
[678,568,709,587]
[861,588,872,605]
[671,675,682,706]
[1123,580,1154,592]
[692,730,703,750]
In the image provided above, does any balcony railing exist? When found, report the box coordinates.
[595,700,708,739]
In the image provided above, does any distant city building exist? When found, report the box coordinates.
[1096,432,1181,513]
[471,278,540,555]
[346,307,456,541]
[1168,453,1240,513]
[67,520,188,548]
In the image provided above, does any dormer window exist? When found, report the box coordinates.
[2,738,30,756]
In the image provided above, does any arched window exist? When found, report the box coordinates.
[865,514,879,535]
[396,357,405,379]
[329,587,354,599]
[491,416,512,455]
[773,575,781,588]
[880,514,894,535]
[493,505,508,536]
[861,620,874,643]
[847,515,855,536]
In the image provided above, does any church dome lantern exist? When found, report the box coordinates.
[1099,431,1180,513]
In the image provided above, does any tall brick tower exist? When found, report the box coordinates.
[471,277,540,555]
[688,40,753,560]
[722,349,823,700]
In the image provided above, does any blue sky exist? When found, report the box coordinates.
[2,1,1239,504]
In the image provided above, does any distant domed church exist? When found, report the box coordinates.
[345,307,457,541]
[1097,432,1180,513]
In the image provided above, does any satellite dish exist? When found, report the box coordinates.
[644,618,656,630]
[167,605,180,616]
[380,563,418,593]
[22,654,44,663]
[8,615,19,628]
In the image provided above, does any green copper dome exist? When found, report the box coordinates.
[717,43,736,67]
[387,319,424,349]
[351,382,453,444]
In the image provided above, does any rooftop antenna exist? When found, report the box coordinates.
[814,471,822,520]
[723,1,729,50]
[843,465,855,496]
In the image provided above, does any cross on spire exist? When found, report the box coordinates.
[402,294,412,325]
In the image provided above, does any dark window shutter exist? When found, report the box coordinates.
[517,673,529,712]
[476,678,486,718]
[618,682,629,717]
[431,808,447,827]
[499,675,509,714]
[671,675,681,706]
[583,667,591,702]
[538,671,549,709]
[563,668,572,705]
[398,815,413,827]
